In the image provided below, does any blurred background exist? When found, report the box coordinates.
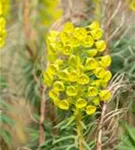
[0,0,135,150]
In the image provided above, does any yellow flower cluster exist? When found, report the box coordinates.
[43,21,112,115]
[39,0,62,26]
[1,0,10,16]
[129,0,135,11]
[0,0,7,48]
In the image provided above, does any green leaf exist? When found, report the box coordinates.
[0,129,12,147]
[61,116,75,130]
[53,135,76,145]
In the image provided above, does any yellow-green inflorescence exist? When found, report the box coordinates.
[129,0,135,11]
[43,21,112,115]
[0,0,7,48]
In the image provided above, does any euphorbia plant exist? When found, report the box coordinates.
[43,21,112,149]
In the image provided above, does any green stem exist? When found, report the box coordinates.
[75,109,84,150]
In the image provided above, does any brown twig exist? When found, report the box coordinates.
[96,103,107,150]
[32,71,47,145]
[23,0,46,145]
[39,85,46,145]
[23,0,34,58]
[104,0,113,54]
[96,1,113,150]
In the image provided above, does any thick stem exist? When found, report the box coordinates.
[39,86,46,145]
[96,103,107,150]
[76,110,84,150]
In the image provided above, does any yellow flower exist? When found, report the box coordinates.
[47,39,56,46]
[99,90,111,101]
[49,89,59,100]
[67,97,72,104]
[95,40,106,52]
[0,2,3,15]
[68,71,78,82]
[55,59,63,66]
[55,42,64,53]
[88,21,100,30]
[48,51,57,62]
[88,86,98,97]
[100,81,108,88]
[47,31,59,43]
[68,55,76,66]
[49,30,59,37]
[53,99,60,107]
[70,37,80,47]
[41,0,62,26]
[47,64,59,75]
[86,105,96,115]
[102,70,112,82]
[60,32,70,45]
[90,80,100,87]
[68,55,81,67]
[86,49,97,57]
[58,99,69,110]
[76,98,87,109]
[58,70,69,80]
[47,44,56,53]
[74,27,87,41]
[77,65,84,74]
[66,86,77,96]
[90,29,103,40]
[92,97,100,105]
[85,58,98,70]
[0,37,5,47]
[129,0,135,11]
[49,42,58,50]
[78,74,89,85]
[83,35,94,47]
[94,67,105,78]
[100,55,112,67]
[0,29,7,38]
[63,22,74,33]
[0,17,7,48]
[43,72,53,86]
[1,0,10,16]
[63,46,72,55]
[53,81,65,91]
[0,17,6,28]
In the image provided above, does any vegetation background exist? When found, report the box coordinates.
[0,0,135,150]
